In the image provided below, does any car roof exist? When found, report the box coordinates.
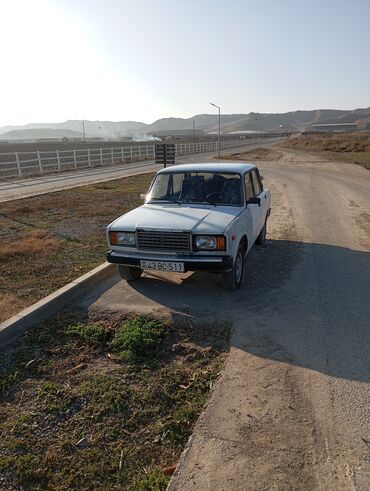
[156,162,256,175]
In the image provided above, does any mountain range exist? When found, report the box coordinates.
[1,107,369,140]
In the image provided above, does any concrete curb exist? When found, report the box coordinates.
[0,262,116,347]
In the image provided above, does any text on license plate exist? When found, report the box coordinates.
[140,260,184,272]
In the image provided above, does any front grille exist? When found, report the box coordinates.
[136,230,191,252]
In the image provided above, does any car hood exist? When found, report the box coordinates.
[109,204,241,234]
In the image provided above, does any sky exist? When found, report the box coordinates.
[1,0,369,126]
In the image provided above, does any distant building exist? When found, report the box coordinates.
[152,129,205,139]
[311,122,358,132]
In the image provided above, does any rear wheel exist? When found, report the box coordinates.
[256,219,267,246]
[222,244,244,291]
[117,265,142,281]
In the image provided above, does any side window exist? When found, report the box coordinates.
[251,169,263,195]
[244,172,255,200]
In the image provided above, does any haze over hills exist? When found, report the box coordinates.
[1,128,85,140]
[1,107,369,140]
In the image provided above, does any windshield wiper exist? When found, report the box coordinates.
[181,198,218,206]
[181,198,206,204]
[148,198,181,205]
[204,198,218,206]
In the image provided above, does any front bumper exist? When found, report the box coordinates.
[107,251,233,273]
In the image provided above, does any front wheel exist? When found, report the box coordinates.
[117,265,142,281]
[222,245,244,291]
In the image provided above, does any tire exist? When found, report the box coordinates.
[117,265,143,281]
[255,219,267,246]
[222,244,244,291]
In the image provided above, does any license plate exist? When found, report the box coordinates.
[140,260,184,272]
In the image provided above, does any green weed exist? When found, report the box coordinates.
[109,316,167,360]
[135,468,170,491]
[66,322,107,344]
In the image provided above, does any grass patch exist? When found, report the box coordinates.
[0,310,230,490]
[280,132,370,170]
[66,322,107,344]
[135,469,170,491]
[109,316,167,361]
[0,172,154,322]
[37,381,74,413]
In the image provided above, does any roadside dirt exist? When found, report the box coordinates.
[79,149,370,490]
[217,146,284,161]
[279,132,370,170]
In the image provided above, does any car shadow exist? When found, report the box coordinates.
[93,239,370,385]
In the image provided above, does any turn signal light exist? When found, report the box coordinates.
[110,231,118,245]
[216,236,226,250]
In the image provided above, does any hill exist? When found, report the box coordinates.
[0,120,148,140]
[0,128,84,140]
[1,108,370,139]
[147,108,370,134]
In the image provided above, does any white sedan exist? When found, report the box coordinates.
[106,162,271,290]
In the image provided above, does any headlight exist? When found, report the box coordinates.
[110,231,136,247]
[195,235,226,251]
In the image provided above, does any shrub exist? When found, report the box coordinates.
[109,316,167,360]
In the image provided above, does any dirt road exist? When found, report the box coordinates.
[78,148,370,490]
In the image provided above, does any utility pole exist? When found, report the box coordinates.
[82,121,86,143]
[209,102,221,158]
[192,119,196,141]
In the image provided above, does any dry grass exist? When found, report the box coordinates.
[0,230,62,258]
[215,147,282,161]
[280,132,370,170]
[0,293,23,321]
[0,173,154,322]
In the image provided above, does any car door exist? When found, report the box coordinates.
[250,168,268,233]
[244,171,260,244]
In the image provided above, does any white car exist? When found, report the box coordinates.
[106,163,271,290]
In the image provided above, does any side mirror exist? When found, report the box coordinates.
[247,197,261,206]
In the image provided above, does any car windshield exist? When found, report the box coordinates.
[147,172,243,206]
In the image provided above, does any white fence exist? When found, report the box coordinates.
[0,139,250,179]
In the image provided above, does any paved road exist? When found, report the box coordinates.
[78,148,370,490]
[0,140,278,203]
